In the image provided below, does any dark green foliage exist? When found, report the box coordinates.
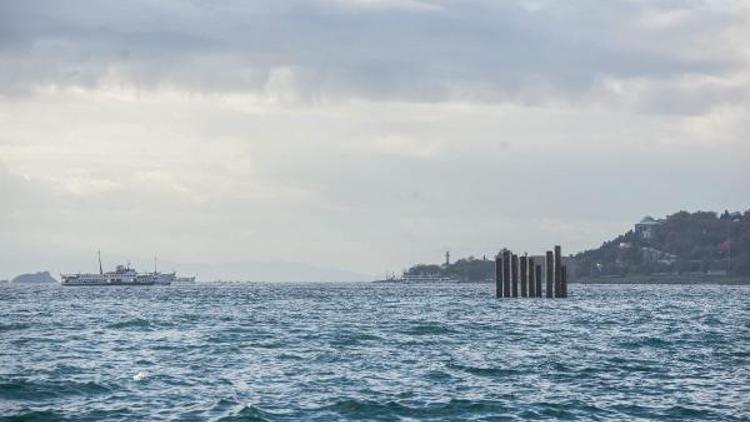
[404,256,494,282]
[574,209,750,277]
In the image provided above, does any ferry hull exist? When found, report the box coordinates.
[62,281,155,286]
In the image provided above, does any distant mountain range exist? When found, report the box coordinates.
[162,259,372,282]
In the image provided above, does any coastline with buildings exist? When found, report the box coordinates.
[378,210,750,285]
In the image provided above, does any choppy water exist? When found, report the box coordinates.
[2,283,750,421]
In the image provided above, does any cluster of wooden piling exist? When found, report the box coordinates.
[494,245,568,298]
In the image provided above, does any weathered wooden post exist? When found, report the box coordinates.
[511,254,519,297]
[554,245,562,298]
[495,252,503,298]
[502,249,511,298]
[520,255,528,297]
[561,265,568,298]
[545,251,553,298]
[535,264,542,298]
[528,258,536,297]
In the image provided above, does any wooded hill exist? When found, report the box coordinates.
[574,210,750,277]
[402,209,750,282]
[404,256,495,282]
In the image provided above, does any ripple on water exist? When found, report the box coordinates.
[618,336,672,349]
[1,410,65,421]
[216,403,283,421]
[400,321,455,336]
[445,361,522,378]
[328,331,385,347]
[0,322,31,332]
[106,318,154,330]
[0,379,112,400]
[314,398,513,420]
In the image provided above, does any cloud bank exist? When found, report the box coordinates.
[2,0,748,108]
[1,0,749,279]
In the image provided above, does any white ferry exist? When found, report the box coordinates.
[152,272,175,285]
[62,251,154,286]
[61,265,154,286]
[62,252,196,286]
[149,256,175,285]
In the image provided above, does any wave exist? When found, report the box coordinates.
[106,318,153,329]
[0,322,31,332]
[610,403,725,420]
[0,410,64,421]
[277,353,305,361]
[400,322,455,336]
[316,398,509,419]
[617,336,671,349]
[445,361,522,378]
[216,404,283,421]
[106,318,173,330]
[328,332,385,346]
[532,399,614,419]
[0,379,112,400]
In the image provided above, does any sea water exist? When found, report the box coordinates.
[1,283,749,420]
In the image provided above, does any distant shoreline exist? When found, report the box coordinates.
[374,275,750,285]
[575,274,750,285]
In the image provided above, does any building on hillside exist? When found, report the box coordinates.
[641,246,677,265]
[635,216,662,240]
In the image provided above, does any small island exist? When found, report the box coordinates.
[11,271,58,284]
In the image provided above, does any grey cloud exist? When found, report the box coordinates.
[0,0,746,109]
[2,1,749,280]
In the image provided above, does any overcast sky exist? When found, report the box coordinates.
[1,0,749,279]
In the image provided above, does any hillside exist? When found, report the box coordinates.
[574,210,750,277]
[401,209,750,282]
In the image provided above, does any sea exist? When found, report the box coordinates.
[1,283,749,421]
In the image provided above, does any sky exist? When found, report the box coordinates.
[1,0,749,280]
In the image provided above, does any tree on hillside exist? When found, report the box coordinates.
[574,209,750,277]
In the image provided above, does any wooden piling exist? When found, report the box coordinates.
[502,249,511,298]
[491,245,568,299]
[511,254,519,297]
[495,253,503,298]
[535,264,542,298]
[528,258,536,297]
[554,245,562,298]
[520,255,528,297]
[545,251,553,298]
